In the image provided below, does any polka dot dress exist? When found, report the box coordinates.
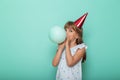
[56,43,88,80]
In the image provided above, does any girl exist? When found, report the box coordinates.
[52,13,88,80]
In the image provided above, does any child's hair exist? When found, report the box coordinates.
[64,21,86,63]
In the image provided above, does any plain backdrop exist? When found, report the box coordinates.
[0,0,120,80]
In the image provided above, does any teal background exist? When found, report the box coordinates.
[0,0,120,80]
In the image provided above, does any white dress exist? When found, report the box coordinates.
[56,43,88,80]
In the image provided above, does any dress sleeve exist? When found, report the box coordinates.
[77,43,88,49]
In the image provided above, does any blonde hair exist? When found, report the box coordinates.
[64,21,86,63]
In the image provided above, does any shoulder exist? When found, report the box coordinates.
[76,47,86,55]
[75,43,87,55]
[72,45,86,61]
[77,43,88,50]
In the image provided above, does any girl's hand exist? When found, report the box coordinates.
[65,37,71,47]
[58,38,67,51]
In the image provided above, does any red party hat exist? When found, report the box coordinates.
[74,12,88,28]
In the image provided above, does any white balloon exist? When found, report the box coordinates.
[49,26,66,44]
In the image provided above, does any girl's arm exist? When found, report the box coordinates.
[52,42,65,67]
[65,40,85,67]
[65,46,85,67]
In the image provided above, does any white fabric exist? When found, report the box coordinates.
[56,43,88,80]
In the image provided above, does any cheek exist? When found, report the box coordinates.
[71,33,77,39]
[67,33,72,36]
[66,31,75,38]
[67,33,74,39]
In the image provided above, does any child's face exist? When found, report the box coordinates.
[66,27,78,40]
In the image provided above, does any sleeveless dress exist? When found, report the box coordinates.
[56,43,88,80]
